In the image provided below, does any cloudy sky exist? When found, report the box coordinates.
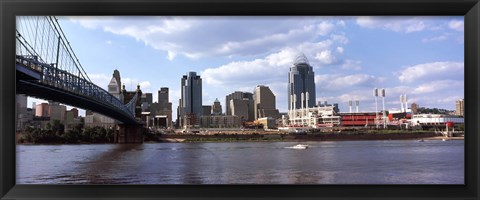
[27,16,464,118]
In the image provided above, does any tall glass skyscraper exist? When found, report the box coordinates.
[288,54,316,110]
[179,72,202,127]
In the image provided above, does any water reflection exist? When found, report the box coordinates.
[17,140,464,184]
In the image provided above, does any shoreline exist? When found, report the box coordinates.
[157,132,464,143]
[16,132,464,144]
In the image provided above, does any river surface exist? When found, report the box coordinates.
[16,140,464,184]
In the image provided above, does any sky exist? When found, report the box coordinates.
[25,16,464,119]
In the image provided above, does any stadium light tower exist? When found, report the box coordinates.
[382,88,386,129]
[374,88,378,128]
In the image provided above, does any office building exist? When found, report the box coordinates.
[230,98,254,122]
[35,103,50,117]
[108,71,122,101]
[225,91,254,122]
[211,98,222,115]
[65,108,82,131]
[202,105,212,116]
[86,69,124,128]
[200,115,241,128]
[288,54,316,110]
[455,99,464,116]
[49,101,66,123]
[113,69,122,90]
[253,85,280,120]
[141,93,153,112]
[158,87,169,105]
[149,87,173,128]
[16,94,29,131]
[179,72,202,128]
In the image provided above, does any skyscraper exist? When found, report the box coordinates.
[211,98,222,115]
[456,99,464,116]
[150,87,172,128]
[226,91,254,122]
[179,72,202,128]
[225,91,253,116]
[288,54,316,110]
[108,70,122,101]
[113,69,122,90]
[158,87,169,106]
[253,85,279,120]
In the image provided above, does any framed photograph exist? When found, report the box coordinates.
[1,0,479,199]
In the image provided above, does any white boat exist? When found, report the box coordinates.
[286,144,309,149]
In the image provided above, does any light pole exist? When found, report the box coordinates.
[374,88,378,128]
[382,88,386,129]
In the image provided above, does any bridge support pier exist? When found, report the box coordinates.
[117,124,144,143]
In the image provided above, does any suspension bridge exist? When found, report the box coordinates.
[16,16,144,143]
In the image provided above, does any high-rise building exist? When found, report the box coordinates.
[288,54,316,110]
[230,98,254,122]
[150,87,173,128]
[211,98,222,115]
[179,72,202,128]
[49,101,66,123]
[253,85,280,120]
[35,103,50,117]
[202,105,212,116]
[87,69,124,129]
[108,71,122,100]
[16,94,29,130]
[456,99,464,116]
[113,69,122,90]
[158,87,169,105]
[225,91,253,116]
[141,93,153,111]
[65,108,82,131]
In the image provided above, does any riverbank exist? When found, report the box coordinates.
[157,131,463,143]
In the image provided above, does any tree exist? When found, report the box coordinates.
[51,120,65,135]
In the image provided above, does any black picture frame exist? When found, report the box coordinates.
[1,0,479,199]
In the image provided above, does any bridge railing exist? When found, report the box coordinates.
[16,55,136,118]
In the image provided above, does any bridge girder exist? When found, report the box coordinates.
[17,79,141,125]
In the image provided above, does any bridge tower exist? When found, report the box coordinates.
[117,85,144,143]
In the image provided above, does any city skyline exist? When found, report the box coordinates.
[25,16,464,119]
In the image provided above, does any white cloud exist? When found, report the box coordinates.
[336,47,344,54]
[412,80,463,94]
[356,16,428,33]
[448,20,464,31]
[201,37,345,87]
[422,35,448,43]
[341,59,362,70]
[139,81,152,91]
[68,16,346,60]
[315,50,336,65]
[122,78,152,91]
[88,73,111,90]
[315,73,381,90]
[88,73,151,92]
[396,62,463,83]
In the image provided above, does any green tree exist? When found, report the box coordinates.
[51,120,65,135]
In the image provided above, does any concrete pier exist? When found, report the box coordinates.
[117,124,144,143]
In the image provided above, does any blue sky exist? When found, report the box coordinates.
[26,16,464,118]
